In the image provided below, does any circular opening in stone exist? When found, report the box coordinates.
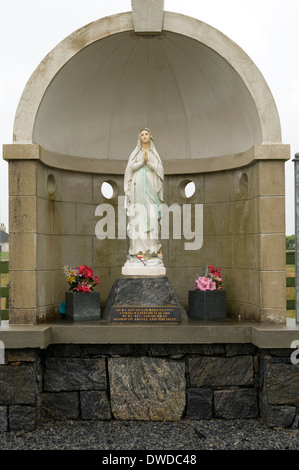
[101,181,118,199]
[185,181,196,198]
[178,180,196,199]
[47,174,56,195]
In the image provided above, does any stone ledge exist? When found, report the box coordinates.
[3,143,290,174]
[0,318,298,349]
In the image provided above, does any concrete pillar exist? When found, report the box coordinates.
[131,0,164,32]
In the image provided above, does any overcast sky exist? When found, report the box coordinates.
[0,0,298,234]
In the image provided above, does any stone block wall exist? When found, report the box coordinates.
[8,160,127,324]
[1,343,299,432]
[6,148,287,325]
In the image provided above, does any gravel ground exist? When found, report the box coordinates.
[0,418,299,451]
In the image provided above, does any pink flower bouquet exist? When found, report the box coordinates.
[64,265,99,292]
[195,265,223,291]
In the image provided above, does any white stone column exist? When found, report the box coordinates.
[131,0,164,32]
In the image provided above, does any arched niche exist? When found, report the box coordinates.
[13,11,282,173]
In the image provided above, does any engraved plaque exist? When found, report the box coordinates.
[110,305,181,322]
[102,276,188,323]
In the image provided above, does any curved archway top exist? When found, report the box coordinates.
[13,11,282,149]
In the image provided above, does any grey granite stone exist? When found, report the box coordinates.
[186,389,213,419]
[9,405,38,431]
[188,356,254,387]
[103,276,188,322]
[80,391,112,420]
[40,392,80,420]
[264,362,299,406]
[259,393,296,428]
[108,357,186,420]
[188,290,226,320]
[150,344,226,357]
[214,389,258,419]
[0,363,37,405]
[65,291,101,321]
[43,358,107,391]
[0,406,8,432]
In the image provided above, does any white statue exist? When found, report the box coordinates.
[123,128,164,268]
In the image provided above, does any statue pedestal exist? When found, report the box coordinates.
[121,256,166,277]
[121,265,166,276]
[103,276,188,323]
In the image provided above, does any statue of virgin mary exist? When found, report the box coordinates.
[123,128,164,267]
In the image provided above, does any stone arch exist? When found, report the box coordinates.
[13,11,281,171]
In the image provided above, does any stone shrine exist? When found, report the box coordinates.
[2,1,289,325]
[1,1,298,433]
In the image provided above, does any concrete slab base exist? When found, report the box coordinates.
[1,319,299,349]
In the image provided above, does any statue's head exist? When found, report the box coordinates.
[139,128,151,145]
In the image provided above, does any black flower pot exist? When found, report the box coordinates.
[188,290,226,320]
[65,291,101,321]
